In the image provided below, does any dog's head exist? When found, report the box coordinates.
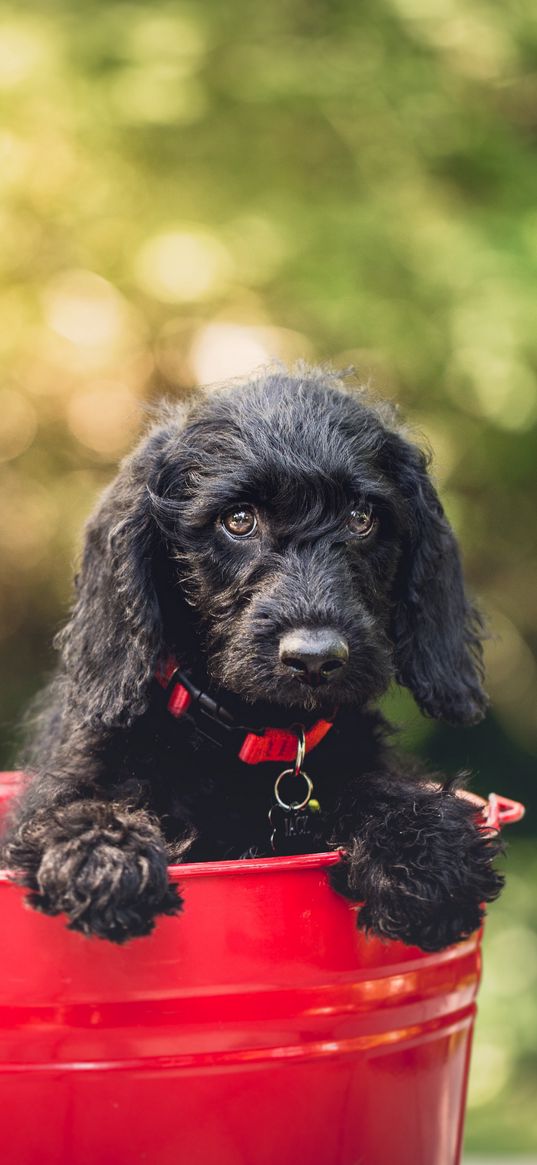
[58,367,487,729]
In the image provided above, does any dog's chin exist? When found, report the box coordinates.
[210,665,383,718]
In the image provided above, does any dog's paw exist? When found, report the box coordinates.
[7,801,182,943]
[330,788,504,951]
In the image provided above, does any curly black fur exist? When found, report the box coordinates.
[2,364,503,947]
[330,777,504,950]
[7,800,183,942]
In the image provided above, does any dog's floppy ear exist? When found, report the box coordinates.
[56,423,179,730]
[388,434,488,725]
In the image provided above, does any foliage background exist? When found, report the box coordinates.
[0,0,536,1153]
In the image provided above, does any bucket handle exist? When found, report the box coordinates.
[482,793,525,832]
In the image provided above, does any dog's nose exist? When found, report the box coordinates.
[279,628,349,686]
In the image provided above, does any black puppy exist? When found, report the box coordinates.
[3,366,502,947]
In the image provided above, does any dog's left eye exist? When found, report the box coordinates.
[348,506,377,537]
[221,507,258,538]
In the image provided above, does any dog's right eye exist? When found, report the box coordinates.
[221,507,258,538]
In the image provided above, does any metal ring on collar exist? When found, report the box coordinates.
[274,767,313,812]
[292,724,306,777]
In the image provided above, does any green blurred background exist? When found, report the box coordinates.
[0,0,535,1153]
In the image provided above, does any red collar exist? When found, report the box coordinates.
[155,657,334,765]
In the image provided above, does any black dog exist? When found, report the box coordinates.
[3,366,503,948]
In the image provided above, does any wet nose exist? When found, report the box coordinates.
[279,628,349,686]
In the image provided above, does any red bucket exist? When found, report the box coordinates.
[0,775,523,1165]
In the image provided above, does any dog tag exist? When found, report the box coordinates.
[269,800,325,855]
[269,766,324,854]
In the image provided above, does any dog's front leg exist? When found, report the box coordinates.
[330,781,504,951]
[4,799,182,943]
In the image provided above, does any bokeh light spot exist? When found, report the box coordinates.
[0,21,54,89]
[109,67,206,126]
[189,323,274,383]
[125,12,207,65]
[44,271,130,349]
[67,383,140,456]
[134,231,232,303]
[467,1042,511,1108]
